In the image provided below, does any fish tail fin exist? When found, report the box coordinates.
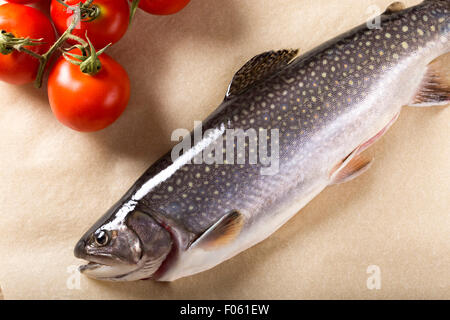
[408,53,450,107]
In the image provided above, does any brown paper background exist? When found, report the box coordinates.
[0,0,449,299]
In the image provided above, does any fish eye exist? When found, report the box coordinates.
[94,230,110,247]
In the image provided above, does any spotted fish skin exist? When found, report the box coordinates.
[76,0,449,281]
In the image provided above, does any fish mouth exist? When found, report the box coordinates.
[79,262,104,273]
[78,260,141,281]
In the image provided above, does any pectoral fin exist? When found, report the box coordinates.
[330,148,373,185]
[409,54,450,107]
[225,49,299,100]
[190,210,244,250]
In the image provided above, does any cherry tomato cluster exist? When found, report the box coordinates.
[0,0,191,132]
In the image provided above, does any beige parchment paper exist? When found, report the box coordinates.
[0,0,449,299]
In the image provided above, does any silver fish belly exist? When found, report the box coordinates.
[75,0,449,282]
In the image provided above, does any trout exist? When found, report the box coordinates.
[75,0,449,281]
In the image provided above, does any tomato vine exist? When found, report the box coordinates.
[0,3,108,88]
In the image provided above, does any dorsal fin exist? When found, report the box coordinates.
[190,210,244,250]
[225,49,299,100]
[383,2,406,15]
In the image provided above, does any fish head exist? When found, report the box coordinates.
[75,201,172,281]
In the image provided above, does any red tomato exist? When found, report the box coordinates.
[47,50,130,132]
[133,0,191,15]
[0,3,55,85]
[50,0,130,49]
[4,0,42,4]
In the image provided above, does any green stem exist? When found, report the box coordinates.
[130,0,141,25]
[56,0,100,22]
[0,30,43,55]
[67,34,88,47]
[18,47,45,61]
[63,35,111,76]
[34,15,82,88]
